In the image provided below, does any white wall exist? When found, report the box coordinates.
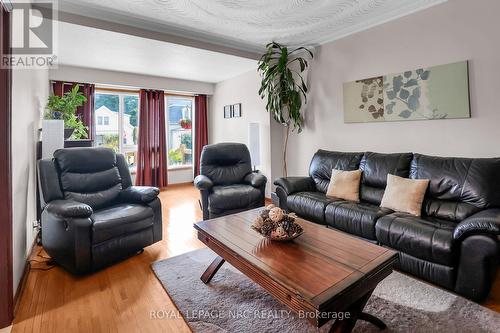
[50,65,214,95]
[208,70,272,196]
[286,0,500,175]
[11,68,49,292]
[168,168,193,185]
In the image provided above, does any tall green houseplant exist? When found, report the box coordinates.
[45,84,88,139]
[258,41,313,176]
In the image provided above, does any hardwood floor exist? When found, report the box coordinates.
[11,184,500,332]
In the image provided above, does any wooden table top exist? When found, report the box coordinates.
[194,208,398,325]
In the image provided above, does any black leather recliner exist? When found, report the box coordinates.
[274,150,500,301]
[194,143,267,220]
[38,147,162,274]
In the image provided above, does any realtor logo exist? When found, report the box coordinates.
[2,1,58,68]
[12,2,53,54]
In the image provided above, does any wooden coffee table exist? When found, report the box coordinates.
[194,208,398,333]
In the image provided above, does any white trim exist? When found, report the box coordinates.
[165,95,195,172]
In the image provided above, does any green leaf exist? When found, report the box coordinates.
[257,41,312,133]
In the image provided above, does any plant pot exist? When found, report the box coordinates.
[64,128,75,139]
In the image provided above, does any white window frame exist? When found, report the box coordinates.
[165,95,195,170]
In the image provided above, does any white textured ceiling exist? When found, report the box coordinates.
[54,0,447,53]
[56,22,257,83]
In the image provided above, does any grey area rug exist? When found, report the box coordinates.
[151,248,500,333]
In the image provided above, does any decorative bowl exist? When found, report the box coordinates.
[251,205,304,242]
[267,230,304,242]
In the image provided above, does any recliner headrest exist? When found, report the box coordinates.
[200,143,252,186]
[200,143,251,166]
[54,147,117,173]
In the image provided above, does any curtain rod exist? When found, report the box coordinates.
[49,80,199,97]
[95,86,196,98]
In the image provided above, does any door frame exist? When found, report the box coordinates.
[0,0,13,328]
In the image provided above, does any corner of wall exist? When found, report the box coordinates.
[11,67,49,292]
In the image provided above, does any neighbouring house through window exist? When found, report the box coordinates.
[94,90,139,172]
[166,95,194,168]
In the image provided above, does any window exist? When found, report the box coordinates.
[94,91,139,172]
[166,96,193,168]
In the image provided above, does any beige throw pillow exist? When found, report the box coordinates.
[326,169,362,202]
[380,174,430,216]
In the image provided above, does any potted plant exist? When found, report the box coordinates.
[45,84,88,139]
[168,148,184,165]
[257,42,313,176]
[179,118,192,129]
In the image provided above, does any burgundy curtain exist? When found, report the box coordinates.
[194,94,208,176]
[136,89,168,187]
[52,81,95,140]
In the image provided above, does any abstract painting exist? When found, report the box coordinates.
[343,61,470,123]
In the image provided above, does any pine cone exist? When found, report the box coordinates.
[260,218,275,236]
[252,216,264,231]
[269,207,284,223]
[275,226,287,238]
[281,219,294,235]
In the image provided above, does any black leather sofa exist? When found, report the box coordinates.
[274,150,500,301]
[194,142,267,220]
[38,147,162,274]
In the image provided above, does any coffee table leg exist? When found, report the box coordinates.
[200,256,225,284]
[358,312,386,330]
[328,289,386,333]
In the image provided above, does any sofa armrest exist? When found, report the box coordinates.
[453,209,500,241]
[194,175,214,191]
[119,186,160,203]
[274,176,316,195]
[45,200,93,218]
[244,172,267,188]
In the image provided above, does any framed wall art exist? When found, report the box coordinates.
[343,61,470,123]
[224,105,232,118]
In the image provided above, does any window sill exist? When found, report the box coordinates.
[168,165,193,171]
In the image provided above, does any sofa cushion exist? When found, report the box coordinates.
[209,184,262,210]
[360,152,413,188]
[397,252,455,290]
[326,169,362,202]
[422,198,480,223]
[92,204,154,244]
[325,201,392,240]
[380,174,429,216]
[309,150,364,193]
[287,192,342,224]
[410,154,500,221]
[375,212,456,266]
[359,152,413,205]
